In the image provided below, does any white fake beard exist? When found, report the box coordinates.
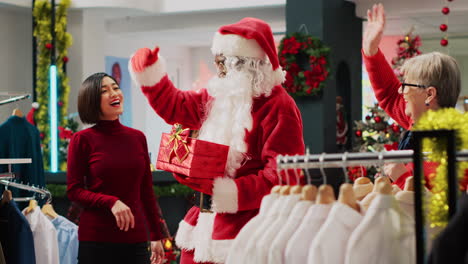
[197,70,254,178]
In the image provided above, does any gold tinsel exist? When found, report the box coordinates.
[414,108,468,227]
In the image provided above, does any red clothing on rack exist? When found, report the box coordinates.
[362,49,436,190]
[67,119,167,243]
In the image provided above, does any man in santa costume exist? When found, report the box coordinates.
[129,17,304,264]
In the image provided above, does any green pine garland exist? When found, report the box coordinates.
[33,0,73,171]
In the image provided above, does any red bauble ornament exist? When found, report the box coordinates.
[440,38,449,46]
[45,43,53,49]
[392,125,400,132]
[440,24,448,32]
[355,130,362,137]
[63,56,69,63]
[365,115,371,120]
[374,116,382,123]
[442,7,450,15]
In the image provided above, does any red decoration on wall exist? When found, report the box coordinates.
[442,7,450,15]
[439,24,448,32]
[45,43,53,49]
[440,38,449,46]
[63,56,69,63]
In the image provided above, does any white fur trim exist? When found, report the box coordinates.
[211,239,234,264]
[192,212,216,263]
[128,54,167,87]
[273,67,286,86]
[175,220,195,250]
[212,177,239,213]
[211,32,266,59]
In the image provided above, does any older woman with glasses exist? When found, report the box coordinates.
[362,4,461,189]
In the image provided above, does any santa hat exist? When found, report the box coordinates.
[211,17,279,71]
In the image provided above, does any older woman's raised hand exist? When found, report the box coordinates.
[363,3,386,56]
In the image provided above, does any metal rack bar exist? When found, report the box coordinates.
[0,159,32,165]
[0,94,31,106]
[277,150,468,169]
[0,180,52,203]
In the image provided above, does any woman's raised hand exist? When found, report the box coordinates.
[363,3,386,56]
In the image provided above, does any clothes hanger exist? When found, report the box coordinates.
[316,153,335,204]
[279,155,292,196]
[361,176,390,210]
[376,181,392,195]
[353,176,373,201]
[24,199,37,215]
[404,176,414,191]
[1,190,12,206]
[338,152,360,212]
[301,150,317,201]
[272,156,284,194]
[12,102,23,117]
[290,156,303,195]
[42,203,59,219]
[338,184,360,212]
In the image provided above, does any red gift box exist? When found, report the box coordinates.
[156,125,229,178]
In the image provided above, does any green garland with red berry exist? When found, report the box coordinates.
[278,32,331,97]
[33,0,73,170]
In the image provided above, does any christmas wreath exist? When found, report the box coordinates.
[278,32,331,97]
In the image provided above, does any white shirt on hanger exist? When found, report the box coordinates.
[284,203,333,264]
[268,200,313,264]
[308,202,363,264]
[225,193,279,264]
[395,190,440,252]
[22,206,60,264]
[345,194,415,264]
[255,194,300,264]
[243,195,288,263]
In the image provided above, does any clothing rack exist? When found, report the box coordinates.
[0,94,31,106]
[277,130,460,264]
[0,158,50,203]
[0,180,52,203]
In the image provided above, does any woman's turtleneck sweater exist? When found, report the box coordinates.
[67,119,166,243]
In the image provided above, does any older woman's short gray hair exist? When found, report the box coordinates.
[401,52,461,107]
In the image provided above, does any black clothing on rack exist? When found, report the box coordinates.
[428,193,468,264]
[0,116,45,201]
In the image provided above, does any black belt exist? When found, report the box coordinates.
[194,192,213,213]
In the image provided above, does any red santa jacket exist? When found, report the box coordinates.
[130,57,305,263]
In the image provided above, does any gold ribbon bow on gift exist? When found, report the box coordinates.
[166,124,190,163]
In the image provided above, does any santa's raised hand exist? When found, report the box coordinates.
[130,46,167,87]
[131,46,160,72]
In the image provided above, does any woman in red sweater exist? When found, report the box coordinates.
[67,72,168,264]
[362,4,461,189]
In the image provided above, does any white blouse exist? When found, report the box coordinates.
[225,193,279,264]
[255,194,300,264]
[345,194,415,264]
[308,202,363,264]
[268,200,313,264]
[22,207,59,264]
[284,203,333,264]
